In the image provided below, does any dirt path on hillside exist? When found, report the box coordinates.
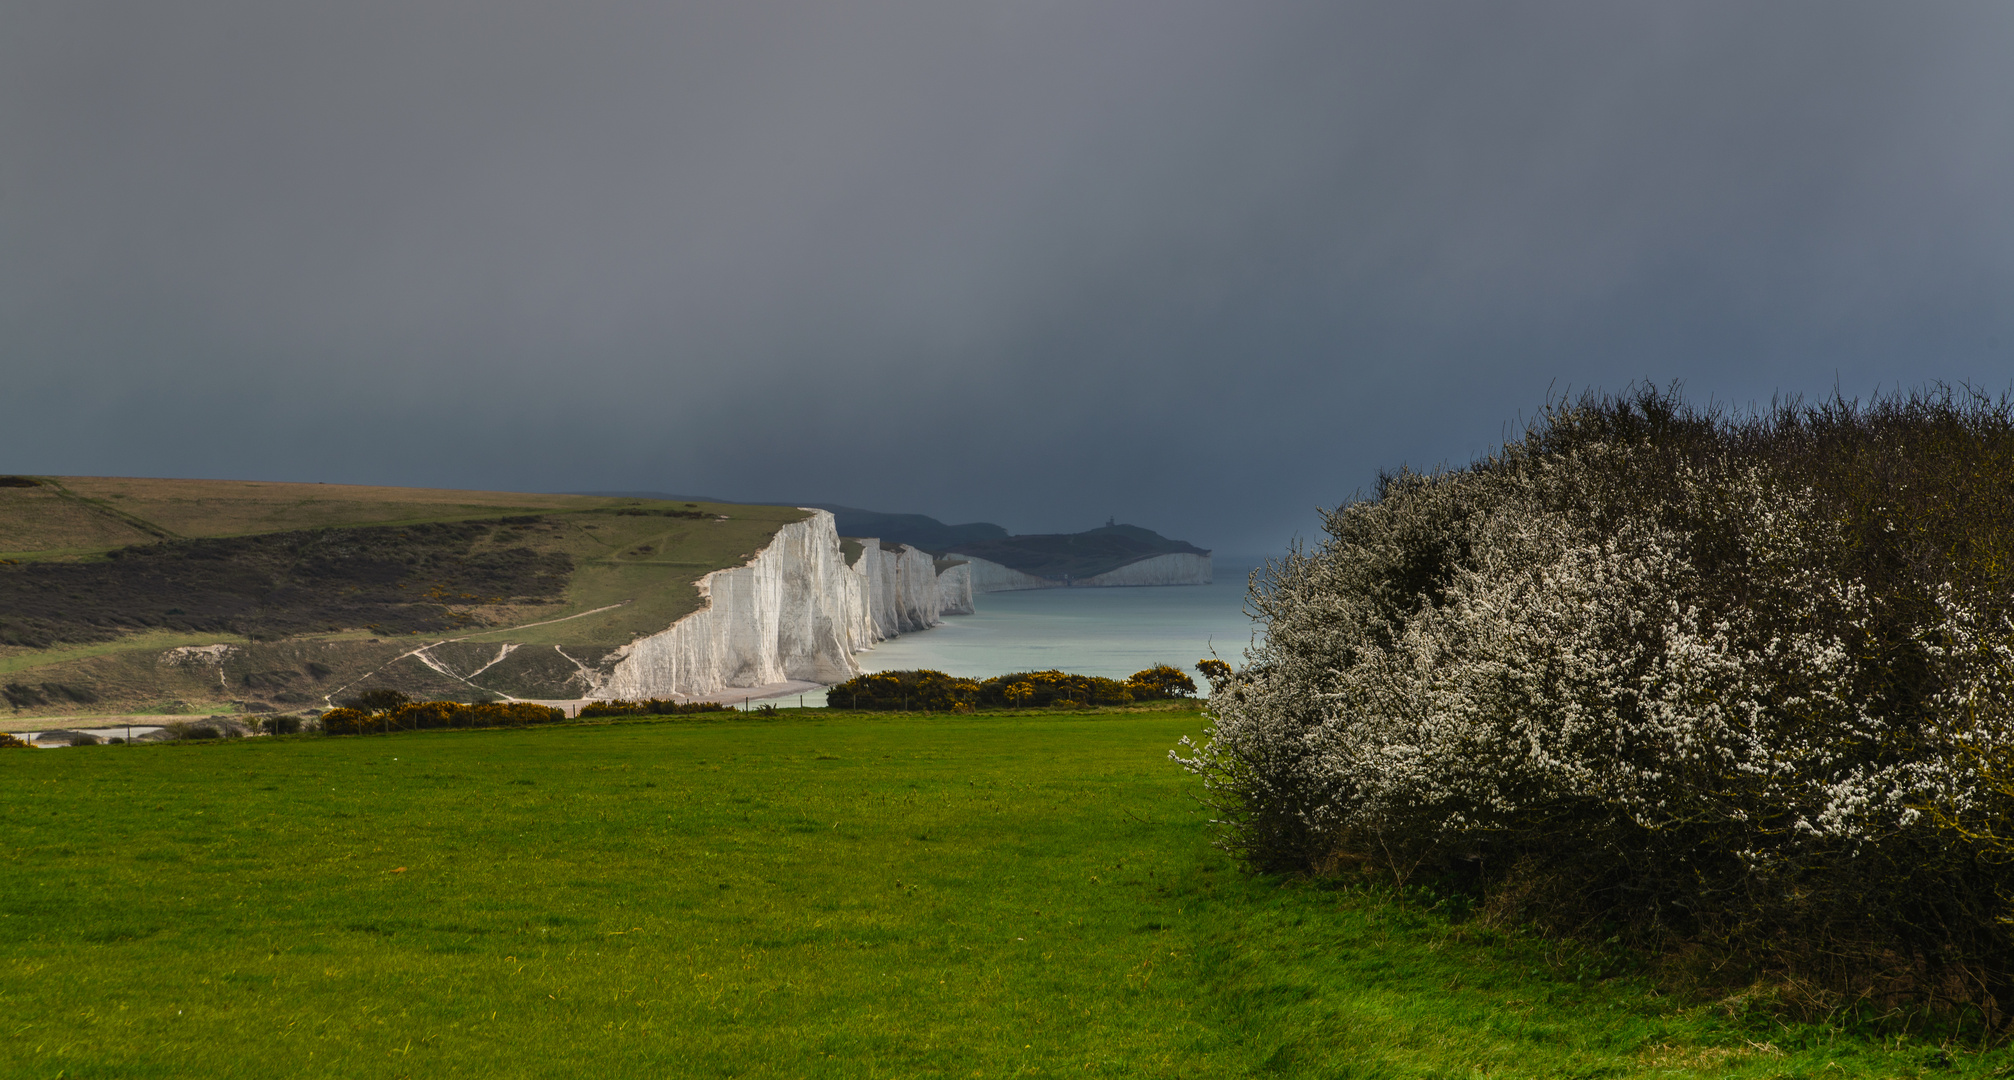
[320,601,632,706]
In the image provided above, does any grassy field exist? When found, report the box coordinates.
[1,706,1992,1078]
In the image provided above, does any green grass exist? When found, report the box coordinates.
[460,504,812,648]
[1,708,1997,1078]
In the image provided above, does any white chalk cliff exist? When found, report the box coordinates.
[1080,552,1213,587]
[951,551,1213,592]
[591,509,968,701]
[936,560,975,615]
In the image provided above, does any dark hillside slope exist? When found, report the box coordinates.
[0,521,570,649]
[950,524,1208,580]
[809,505,1008,552]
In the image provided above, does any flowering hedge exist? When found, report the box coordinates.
[1176,386,2014,1010]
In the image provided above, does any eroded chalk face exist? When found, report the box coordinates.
[594,511,974,702]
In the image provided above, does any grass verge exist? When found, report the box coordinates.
[0,708,1998,1077]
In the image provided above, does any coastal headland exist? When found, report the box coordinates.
[824,508,1214,592]
[2,478,1210,723]
[0,477,967,720]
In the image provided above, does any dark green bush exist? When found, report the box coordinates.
[577,699,732,718]
[321,700,563,735]
[824,670,982,711]
[823,668,1156,711]
[339,688,410,713]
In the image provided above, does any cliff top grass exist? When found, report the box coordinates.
[0,475,623,558]
[1,706,1989,1078]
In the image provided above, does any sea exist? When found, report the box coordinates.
[795,557,1268,706]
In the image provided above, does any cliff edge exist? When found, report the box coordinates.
[593,510,969,700]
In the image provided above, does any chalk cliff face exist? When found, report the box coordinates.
[936,561,974,615]
[956,555,1064,593]
[592,510,967,701]
[1080,552,1212,587]
[953,552,1212,592]
[854,539,944,636]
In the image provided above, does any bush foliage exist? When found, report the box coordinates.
[322,700,564,735]
[577,698,732,718]
[1176,385,2014,1015]
[826,667,1195,711]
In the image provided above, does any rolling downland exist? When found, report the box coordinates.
[0,475,811,721]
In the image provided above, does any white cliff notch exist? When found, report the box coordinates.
[591,509,969,702]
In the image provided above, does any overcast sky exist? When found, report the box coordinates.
[5,2,2012,554]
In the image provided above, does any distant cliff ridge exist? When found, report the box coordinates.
[810,505,1009,552]
[575,496,1208,590]
[954,551,1212,592]
[944,523,1211,590]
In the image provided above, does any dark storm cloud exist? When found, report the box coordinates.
[6,2,2013,553]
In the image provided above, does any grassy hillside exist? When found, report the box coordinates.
[0,476,810,718]
[0,707,1984,1077]
[0,475,610,556]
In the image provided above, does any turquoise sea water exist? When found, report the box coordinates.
[799,558,1266,705]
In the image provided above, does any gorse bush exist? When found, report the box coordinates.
[1176,385,2014,1016]
[825,670,984,711]
[981,670,1137,708]
[825,667,1190,711]
[577,698,731,718]
[321,700,563,735]
[338,688,411,713]
[1124,665,1198,701]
